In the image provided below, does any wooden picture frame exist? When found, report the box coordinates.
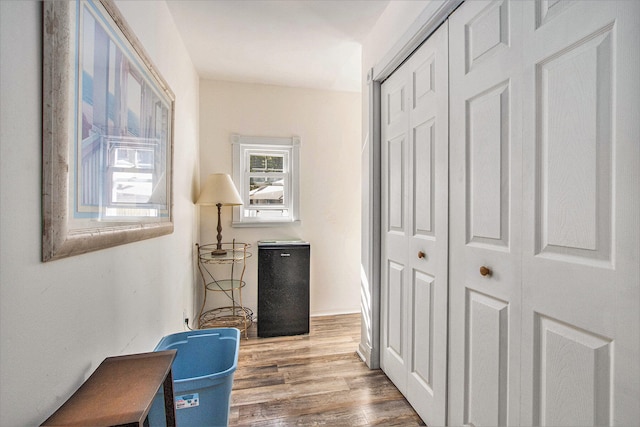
[42,0,175,261]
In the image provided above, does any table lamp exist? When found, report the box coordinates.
[197,173,243,255]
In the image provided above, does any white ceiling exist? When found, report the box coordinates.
[165,0,390,92]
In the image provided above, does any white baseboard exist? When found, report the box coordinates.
[310,309,361,317]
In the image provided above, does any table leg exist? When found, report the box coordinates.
[163,368,176,427]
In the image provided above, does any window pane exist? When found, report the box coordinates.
[249,154,284,173]
[112,147,154,169]
[244,209,289,218]
[111,171,152,203]
[249,177,284,205]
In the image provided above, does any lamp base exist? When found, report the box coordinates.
[212,203,228,256]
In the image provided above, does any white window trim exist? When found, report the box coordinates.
[231,134,301,227]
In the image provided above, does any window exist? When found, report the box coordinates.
[100,136,163,218]
[232,135,300,226]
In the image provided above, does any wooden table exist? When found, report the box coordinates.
[42,350,177,427]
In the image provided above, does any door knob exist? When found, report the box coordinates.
[418,251,426,259]
[479,266,492,277]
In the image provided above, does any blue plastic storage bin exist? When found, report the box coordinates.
[148,328,240,427]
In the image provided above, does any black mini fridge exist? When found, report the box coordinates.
[258,241,310,337]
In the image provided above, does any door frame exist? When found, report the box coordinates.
[359,0,463,369]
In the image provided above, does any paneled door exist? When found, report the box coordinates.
[448,1,525,425]
[380,22,449,426]
[519,1,640,425]
[449,0,640,425]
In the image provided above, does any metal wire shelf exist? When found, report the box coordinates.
[199,306,254,330]
[196,240,252,337]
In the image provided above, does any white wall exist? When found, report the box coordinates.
[0,1,199,425]
[359,0,433,367]
[199,80,361,317]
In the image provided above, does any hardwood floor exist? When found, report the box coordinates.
[229,313,425,426]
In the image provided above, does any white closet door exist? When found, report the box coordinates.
[450,0,639,425]
[381,21,449,426]
[448,1,524,425]
[381,46,410,394]
[519,1,640,425]
[405,22,449,424]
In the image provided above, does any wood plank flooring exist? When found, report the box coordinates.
[229,313,425,426]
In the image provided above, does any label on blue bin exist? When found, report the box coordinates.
[175,393,199,410]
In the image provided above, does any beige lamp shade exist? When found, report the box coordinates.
[197,173,243,206]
